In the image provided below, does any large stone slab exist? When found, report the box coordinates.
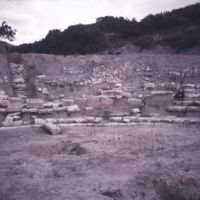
[7,103,24,112]
[100,97,114,107]
[42,122,62,135]
[66,105,80,113]
[26,98,44,108]
[101,89,131,98]
[0,100,9,108]
[127,98,143,108]
[62,99,75,106]
[167,106,186,112]
[87,96,101,108]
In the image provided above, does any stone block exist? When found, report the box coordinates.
[0,100,9,108]
[42,122,62,135]
[110,116,122,122]
[43,101,63,108]
[38,108,53,114]
[100,97,114,107]
[0,95,8,100]
[7,103,24,112]
[26,98,44,108]
[2,120,23,127]
[62,99,75,106]
[34,118,46,125]
[167,106,186,112]
[9,97,24,104]
[101,89,131,98]
[0,90,5,95]
[67,105,80,113]
[13,77,25,84]
[87,96,101,108]
[151,91,173,95]
[22,108,39,113]
[144,82,156,89]
[74,98,87,109]
[84,107,93,115]
[132,108,141,114]
[127,98,143,108]
[123,118,131,123]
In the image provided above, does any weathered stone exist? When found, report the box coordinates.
[34,118,46,125]
[110,116,122,122]
[22,108,39,113]
[0,108,6,113]
[0,95,8,100]
[36,75,47,80]
[38,108,53,114]
[67,105,80,113]
[2,120,22,127]
[167,106,186,112]
[173,100,200,106]
[46,118,58,124]
[38,88,42,92]
[137,94,143,99]
[100,97,114,107]
[13,77,25,84]
[123,118,131,123]
[144,82,156,89]
[132,108,141,114]
[53,106,68,112]
[42,87,48,94]
[186,94,200,99]
[196,84,200,89]
[186,106,200,112]
[127,98,143,108]
[74,98,87,109]
[184,89,196,93]
[145,66,152,72]
[101,89,130,98]
[0,100,9,108]
[7,103,24,112]
[184,84,195,88]
[84,107,93,115]
[0,90,5,95]
[62,99,75,106]
[74,118,87,123]
[26,98,44,108]
[84,116,95,123]
[43,102,63,108]
[9,97,24,104]
[42,122,62,135]
[94,117,103,123]
[59,94,65,98]
[87,96,101,108]
[151,91,173,95]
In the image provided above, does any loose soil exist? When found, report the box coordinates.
[0,124,200,200]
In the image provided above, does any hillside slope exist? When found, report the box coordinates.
[10,3,200,55]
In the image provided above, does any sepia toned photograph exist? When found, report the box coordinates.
[0,0,200,199]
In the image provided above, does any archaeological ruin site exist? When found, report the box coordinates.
[0,44,200,200]
[1,2,200,200]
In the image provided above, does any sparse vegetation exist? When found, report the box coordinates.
[0,21,16,41]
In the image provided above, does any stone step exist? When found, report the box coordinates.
[185,93,200,100]
[173,100,200,106]
[167,106,186,112]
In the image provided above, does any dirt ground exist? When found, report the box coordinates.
[0,124,200,200]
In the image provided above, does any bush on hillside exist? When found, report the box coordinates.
[134,35,154,49]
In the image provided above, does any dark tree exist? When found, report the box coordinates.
[0,21,16,41]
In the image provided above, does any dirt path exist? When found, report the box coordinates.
[0,124,200,200]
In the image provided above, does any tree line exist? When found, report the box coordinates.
[5,3,200,54]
